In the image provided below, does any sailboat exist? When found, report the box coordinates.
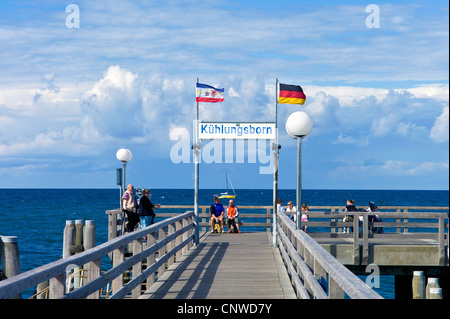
[215,173,237,199]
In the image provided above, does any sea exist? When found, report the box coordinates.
[0,188,448,299]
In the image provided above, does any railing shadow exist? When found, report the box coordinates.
[148,242,228,299]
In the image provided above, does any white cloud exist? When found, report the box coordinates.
[82,65,144,140]
[429,106,449,143]
[1,1,448,86]
[1,68,447,158]
[333,133,369,147]
[303,91,340,134]
[395,121,428,140]
[405,84,449,101]
[370,113,399,137]
[382,160,449,176]
[0,61,448,189]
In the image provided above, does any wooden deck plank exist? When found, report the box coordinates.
[140,232,296,299]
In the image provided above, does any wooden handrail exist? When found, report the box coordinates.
[0,212,195,299]
[277,212,383,299]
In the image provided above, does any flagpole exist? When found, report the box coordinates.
[194,78,200,245]
[272,78,279,247]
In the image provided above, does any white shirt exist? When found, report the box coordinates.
[286,206,297,221]
[277,204,285,213]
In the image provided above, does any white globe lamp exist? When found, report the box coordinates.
[116,149,133,224]
[116,148,133,163]
[285,111,313,138]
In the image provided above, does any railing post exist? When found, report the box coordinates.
[158,228,167,277]
[313,259,326,297]
[112,246,124,295]
[84,220,100,299]
[175,219,183,261]
[353,214,360,265]
[188,215,194,250]
[331,208,337,234]
[49,273,65,299]
[132,238,143,299]
[396,208,401,233]
[329,276,345,299]
[202,207,207,234]
[438,216,445,265]
[182,217,188,255]
[146,231,157,287]
[167,223,175,267]
[362,214,369,265]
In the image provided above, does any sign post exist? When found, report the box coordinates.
[194,79,279,247]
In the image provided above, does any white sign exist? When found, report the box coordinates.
[198,122,276,140]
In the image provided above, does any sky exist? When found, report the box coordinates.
[0,0,448,190]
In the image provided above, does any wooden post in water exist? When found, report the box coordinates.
[63,220,75,258]
[74,219,85,253]
[36,281,49,299]
[73,219,85,290]
[83,220,96,251]
[429,288,443,299]
[0,236,21,299]
[426,277,440,299]
[412,271,425,299]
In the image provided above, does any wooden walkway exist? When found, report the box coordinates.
[140,232,296,299]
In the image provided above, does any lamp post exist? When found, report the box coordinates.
[116,149,133,206]
[285,111,313,230]
[116,148,133,196]
[116,148,132,235]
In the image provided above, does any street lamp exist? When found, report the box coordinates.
[116,148,133,163]
[116,148,133,191]
[116,149,132,188]
[116,148,132,235]
[285,111,313,230]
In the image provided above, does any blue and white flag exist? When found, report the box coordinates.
[196,83,224,103]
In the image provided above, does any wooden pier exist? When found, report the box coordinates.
[0,205,448,299]
[139,231,296,299]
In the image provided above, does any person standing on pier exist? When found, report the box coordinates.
[210,197,225,233]
[138,189,161,229]
[277,199,285,214]
[286,201,297,221]
[122,184,139,232]
[301,203,310,232]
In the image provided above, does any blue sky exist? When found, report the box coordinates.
[0,0,448,190]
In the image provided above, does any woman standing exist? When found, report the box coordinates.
[285,201,297,222]
[301,203,310,232]
[138,189,161,229]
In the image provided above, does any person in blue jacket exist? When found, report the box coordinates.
[210,196,225,233]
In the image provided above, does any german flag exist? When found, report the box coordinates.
[278,83,306,105]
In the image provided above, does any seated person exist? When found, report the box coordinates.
[344,199,358,233]
[226,199,241,233]
[210,196,225,233]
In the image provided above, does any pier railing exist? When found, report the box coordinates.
[107,206,448,266]
[0,212,194,299]
[301,207,449,266]
[277,212,383,299]
[107,205,273,239]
